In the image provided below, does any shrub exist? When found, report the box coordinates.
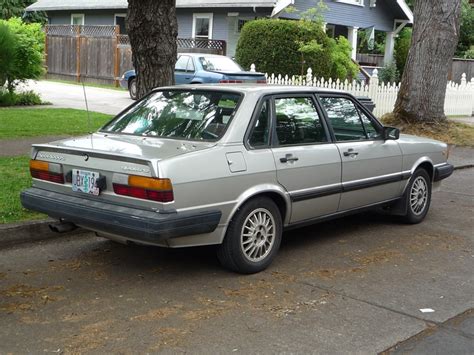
[0,17,45,93]
[0,89,43,106]
[329,36,359,80]
[394,27,411,76]
[236,19,333,78]
[0,23,16,88]
[378,63,400,84]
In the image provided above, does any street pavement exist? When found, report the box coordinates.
[1,168,473,353]
[20,80,133,115]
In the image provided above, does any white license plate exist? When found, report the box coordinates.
[72,169,100,195]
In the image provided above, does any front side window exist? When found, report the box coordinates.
[319,97,380,141]
[274,97,327,146]
[102,90,241,141]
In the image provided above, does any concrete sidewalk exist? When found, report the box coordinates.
[19,80,132,115]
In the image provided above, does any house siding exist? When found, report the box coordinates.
[281,0,405,32]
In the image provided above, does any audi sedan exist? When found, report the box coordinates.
[120,53,266,99]
[21,85,454,274]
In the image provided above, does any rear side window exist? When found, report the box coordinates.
[248,99,271,148]
[175,56,190,72]
[319,97,380,141]
[274,97,327,146]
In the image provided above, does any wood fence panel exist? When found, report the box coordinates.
[47,36,77,77]
[118,46,134,77]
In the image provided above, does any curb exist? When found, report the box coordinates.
[0,219,88,248]
[454,164,474,170]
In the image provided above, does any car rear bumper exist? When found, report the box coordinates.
[434,163,454,182]
[20,188,222,243]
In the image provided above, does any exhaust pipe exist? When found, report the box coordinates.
[49,221,77,233]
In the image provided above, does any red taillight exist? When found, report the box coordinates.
[257,80,267,84]
[113,183,174,203]
[30,169,65,184]
[29,159,64,184]
[219,80,243,83]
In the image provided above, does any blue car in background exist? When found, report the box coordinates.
[120,53,267,99]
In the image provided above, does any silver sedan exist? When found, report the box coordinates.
[21,85,454,274]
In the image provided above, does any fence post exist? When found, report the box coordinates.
[113,25,120,87]
[75,25,81,83]
[44,26,49,75]
[306,68,312,86]
[250,63,256,72]
[369,68,379,99]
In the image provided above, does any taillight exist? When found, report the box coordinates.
[30,160,64,184]
[113,175,174,202]
[257,80,267,84]
[219,80,243,83]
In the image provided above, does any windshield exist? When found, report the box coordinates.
[101,90,242,141]
[199,56,242,72]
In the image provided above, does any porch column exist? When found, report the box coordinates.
[384,31,395,65]
[347,26,358,60]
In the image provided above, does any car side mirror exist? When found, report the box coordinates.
[383,126,400,140]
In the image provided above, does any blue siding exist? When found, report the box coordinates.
[49,10,121,26]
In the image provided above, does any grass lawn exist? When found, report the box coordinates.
[0,108,113,139]
[381,114,474,147]
[0,156,45,224]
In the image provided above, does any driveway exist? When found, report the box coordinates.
[1,169,473,353]
[21,80,133,115]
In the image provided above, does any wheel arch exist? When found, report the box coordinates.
[225,185,291,233]
[411,157,435,181]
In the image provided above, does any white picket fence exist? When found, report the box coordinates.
[252,64,474,117]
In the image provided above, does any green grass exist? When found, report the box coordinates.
[0,156,45,224]
[0,108,113,139]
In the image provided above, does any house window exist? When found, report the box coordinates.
[114,13,127,34]
[192,13,213,39]
[334,0,365,6]
[71,13,84,26]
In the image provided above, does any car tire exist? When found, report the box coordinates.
[400,168,432,224]
[128,78,137,100]
[217,197,282,274]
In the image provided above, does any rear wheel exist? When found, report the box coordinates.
[217,197,282,274]
[128,78,137,100]
[400,169,432,224]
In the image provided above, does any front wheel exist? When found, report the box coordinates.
[400,169,432,224]
[128,78,137,100]
[217,197,282,274]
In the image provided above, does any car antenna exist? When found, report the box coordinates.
[81,77,92,134]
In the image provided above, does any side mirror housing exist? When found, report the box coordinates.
[383,126,400,140]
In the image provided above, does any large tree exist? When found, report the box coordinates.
[393,0,462,123]
[127,0,178,99]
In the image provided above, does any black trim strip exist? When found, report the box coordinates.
[20,188,221,242]
[290,172,411,202]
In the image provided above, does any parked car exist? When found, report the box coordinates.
[21,85,454,274]
[120,53,266,100]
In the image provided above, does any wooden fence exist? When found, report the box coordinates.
[44,25,227,86]
[261,67,474,117]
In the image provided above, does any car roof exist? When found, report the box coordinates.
[155,84,347,95]
[179,53,227,58]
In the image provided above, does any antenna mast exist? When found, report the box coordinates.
[81,79,92,134]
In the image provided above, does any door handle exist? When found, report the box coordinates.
[280,154,299,163]
[343,149,359,157]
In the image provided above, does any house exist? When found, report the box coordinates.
[26,0,412,64]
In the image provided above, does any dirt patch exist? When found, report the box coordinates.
[353,250,403,266]
[149,327,190,351]
[304,267,365,279]
[63,319,115,353]
[131,306,181,321]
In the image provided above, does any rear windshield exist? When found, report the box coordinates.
[199,56,242,72]
[101,90,241,141]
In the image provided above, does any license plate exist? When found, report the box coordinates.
[72,169,100,195]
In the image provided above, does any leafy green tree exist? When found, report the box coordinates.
[456,0,474,56]
[394,27,411,76]
[0,0,47,24]
[0,17,44,93]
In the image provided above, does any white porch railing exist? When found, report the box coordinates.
[256,66,474,117]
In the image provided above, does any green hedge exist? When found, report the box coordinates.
[236,19,333,78]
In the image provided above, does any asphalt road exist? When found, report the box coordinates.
[1,169,473,354]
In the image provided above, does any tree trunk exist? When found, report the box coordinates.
[393,0,462,123]
[127,0,178,99]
